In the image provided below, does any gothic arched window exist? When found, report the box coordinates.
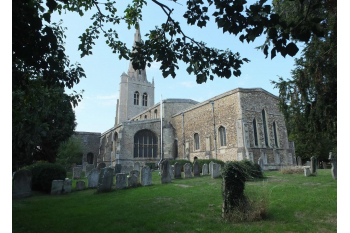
[253,118,259,147]
[194,133,200,150]
[87,152,94,164]
[262,109,269,147]
[134,91,139,105]
[218,126,227,147]
[154,109,158,119]
[134,130,158,158]
[142,93,148,106]
[273,121,279,148]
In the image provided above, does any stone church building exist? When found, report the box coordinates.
[76,27,296,171]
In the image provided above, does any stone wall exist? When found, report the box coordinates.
[73,131,101,171]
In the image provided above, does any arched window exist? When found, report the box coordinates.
[262,109,269,147]
[273,121,279,148]
[194,133,200,150]
[218,126,227,147]
[134,91,139,105]
[253,118,259,147]
[144,115,147,119]
[142,93,148,106]
[134,130,158,158]
[87,152,94,164]
[154,109,158,119]
[113,132,118,142]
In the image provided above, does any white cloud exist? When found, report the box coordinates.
[96,93,118,100]
[180,81,196,88]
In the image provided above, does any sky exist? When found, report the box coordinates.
[51,0,305,134]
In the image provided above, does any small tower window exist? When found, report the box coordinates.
[273,121,279,148]
[194,133,200,150]
[134,91,139,105]
[142,93,148,106]
[262,109,269,147]
[218,126,227,147]
[154,109,158,118]
[253,118,259,147]
[144,115,147,119]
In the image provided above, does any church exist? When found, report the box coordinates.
[75,27,296,172]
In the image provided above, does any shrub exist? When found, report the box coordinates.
[240,159,264,179]
[24,163,66,193]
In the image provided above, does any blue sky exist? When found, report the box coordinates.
[51,0,304,133]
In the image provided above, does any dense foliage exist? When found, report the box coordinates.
[24,162,67,193]
[56,136,84,170]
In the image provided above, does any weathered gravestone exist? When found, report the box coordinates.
[169,165,174,180]
[85,164,95,178]
[73,167,82,180]
[258,156,264,171]
[209,161,214,174]
[174,162,182,179]
[304,167,311,177]
[76,180,85,191]
[88,168,100,188]
[329,152,337,180]
[128,174,138,188]
[184,163,192,178]
[310,156,317,175]
[116,173,127,189]
[97,162,106,170]
[134,162,141,172]
[141,166,152,186]
[51,180,64,195]
[115,164,122,174]
[211,163,221,178]
[97,167,114,192]
[297,156,302,166]
[130,170,140,180]
[322,161,327,169]
[62,179,72,194]
[12,169,32,199]
[202,164,208,175]
[193,160,200,177]
[161,159,172,184]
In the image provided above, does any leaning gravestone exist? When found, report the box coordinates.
[115,164,122,174]
[85,164,95,178]
[304,167,311,177]
[211,163,221,178]
[128,174,138,188]
[88,168,100,188]
[97,167,114,192]
[62,179,72,194]
[161,159,172,184]
[12,169,32,199]
[209,161,214,174]
[76,180,85,191]
[51,180,64,195]
[297,156,302,166]
[141,166,152,186]
[134,162,141,172]
[310,156,317,175]
[202,164,208,175]
[116,173,127,189]
[73,167,82,180]
[329,152,337,180]
[174,162,182,179]
[97,162,106,170]
[193,160,200,177]
[184,163,192,178]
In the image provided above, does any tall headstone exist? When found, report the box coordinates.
[128,175,138,188]
[85,164,95,178]
[115,164,122,174]
[97,167,114,192]
[209,161,214,174]
[141,166,152,186]
[97,162,106,170]
[202,164,208,175]
[134,162,141,172]
[174,162,182,179]
[211,163,221,178]
[193,160,200,177]
[329,152,337,180]
[51,180,64,195]
[297,156,302,166]
[62,179,72,194]
[88,168,100,188]
[73,167,82,180]
[257,156,263,171]
[12,169,32,199]
[310,156,317,175]
[76,180,85,191]
[116,173,127,189]
[161,159,172,184]
[184,163,192,178]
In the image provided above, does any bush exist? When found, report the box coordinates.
[24,163,66,193]
[240,159,264,179]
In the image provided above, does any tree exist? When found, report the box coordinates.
[56,136,84,170]
[272,0,337,160]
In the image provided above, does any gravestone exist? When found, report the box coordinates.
[85,164,95,178]
[297,156,302,166]
[161,159,172,184]
[73,167,82,180]
[97,162,106,170]
[304,167,311,177]
[134,162,141,172]
[63,179,72,194]
[51,180,64,195]
[258,156,264,171]
[211,163,221,178]
[322,161,327,169]
[193,160,200,177]
[130,170,140,180]
[12,169,32,199]
[306,161,311,166]
[88,168,100,188]
[310,156,317,175]
[116,173,127,189]
[209,161,214,174]
[115,164,122,174]
[329,152,337,180]
[169,165,174,180]
[128,175,138,188]
[141,166,152,186]
[97,167,114,192]
[174,162,182,179]
[76,180,85,191]
[184,163,192,178]
[202,164,208,175]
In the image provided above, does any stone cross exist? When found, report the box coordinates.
[141,166,152,186]
[193,160,200,177]
[184,163,192,178]
[174,162,182,179]
[116,173,127,189]
[12,169,32,199]
[161,159,172,184]
[202,164,208,175]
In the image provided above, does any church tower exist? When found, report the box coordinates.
[115,26,155,125]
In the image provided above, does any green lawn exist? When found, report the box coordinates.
[12,169,337,233]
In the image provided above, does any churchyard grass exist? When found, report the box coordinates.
[12,169,336,233]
